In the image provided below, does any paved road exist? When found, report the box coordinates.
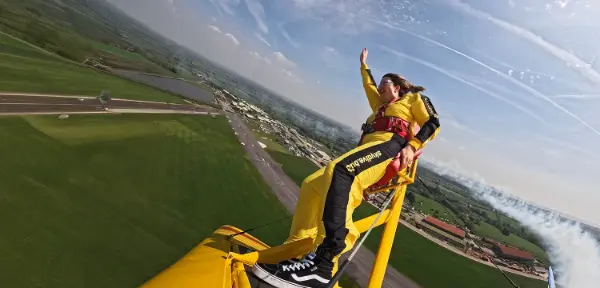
[225,112,300,210]
[224,111,421,288]
[0,93,216,115]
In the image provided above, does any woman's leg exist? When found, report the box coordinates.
[252,134,406,288]
[284,166,327,247]
[317,136,404,263]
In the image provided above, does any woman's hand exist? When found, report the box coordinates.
[360,48,368,65]
[399,145,416,170]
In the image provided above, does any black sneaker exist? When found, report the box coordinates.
[251,257,300,281]
[252,252,333,288]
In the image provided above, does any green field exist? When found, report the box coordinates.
[0,112,361,288]
[244,119,321,186]
[0,114,293,287]
[0,0,182,75]
[267,149,319,186]
[0,32,185,103]
[255,131,290,154]
[245,119,290,154]
[473,222,548,263]
[412,193,465,226]
[92,41,150,63]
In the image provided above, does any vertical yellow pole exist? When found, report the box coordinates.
[233,261,252,288]
[366,181,408,288]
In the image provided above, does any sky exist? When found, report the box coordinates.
[108,0,600,227]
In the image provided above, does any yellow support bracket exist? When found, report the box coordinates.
[360,157,420,288]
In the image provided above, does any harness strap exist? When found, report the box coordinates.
[359,97,410,144]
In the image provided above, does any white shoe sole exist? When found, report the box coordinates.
[251,264,312,288]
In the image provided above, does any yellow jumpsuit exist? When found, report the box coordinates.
[284,62,441,273]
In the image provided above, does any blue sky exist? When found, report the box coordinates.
[109,0,600,226]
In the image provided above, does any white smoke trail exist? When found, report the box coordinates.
[420,159,600,288]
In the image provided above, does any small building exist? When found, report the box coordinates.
[492,244,535,264]
[532,265,548,278]
[417,216,466,248]
[316,150,331,162]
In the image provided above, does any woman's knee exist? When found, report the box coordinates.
[301,166,326,186]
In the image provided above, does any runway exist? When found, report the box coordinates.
[224,111,421,288]
[225,112,300,209]
[0,93,216,115]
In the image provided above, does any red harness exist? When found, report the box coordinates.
[358,99,423,197]
[359,98,410,144]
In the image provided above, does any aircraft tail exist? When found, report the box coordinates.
[548,266,555,288]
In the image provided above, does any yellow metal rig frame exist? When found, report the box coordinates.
[229,157,420,286]
[141,157,421,288]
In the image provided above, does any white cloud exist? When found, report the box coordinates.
[549,94,600,100]
[324,46,337,55]
[248,50,271,64]
[532,133,600,162]
[223,33,240,46]
[207,24,240,46]
[208,0,224,16]
[423,136,600,227]
[272,1,597,135]
[243,0,269,34]
[379,45,548,124]
[288,0,397,34]
[278,23,300,49]
[207,24,221,33]
[423,159,600,288]
[446,0,600,84]
[440,115,500,144]
[216,0,240,15]
[282,68,303,83]
[163,0,177,14]
[372,19,600,138]
[255,33,271,47]
[470,49,588,91]
[270,51,296,67]
[322,46,342,68]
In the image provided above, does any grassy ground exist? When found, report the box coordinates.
[245,120,291,154]
[0,32,186,103]
[244,121,321,186]
[0,114,292,288]
[412,194,465,226]
[255,131,290,154]
[92,41,150,63]
[473,222,548,263]
[0,0,181,75]
[267,149,319,186]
